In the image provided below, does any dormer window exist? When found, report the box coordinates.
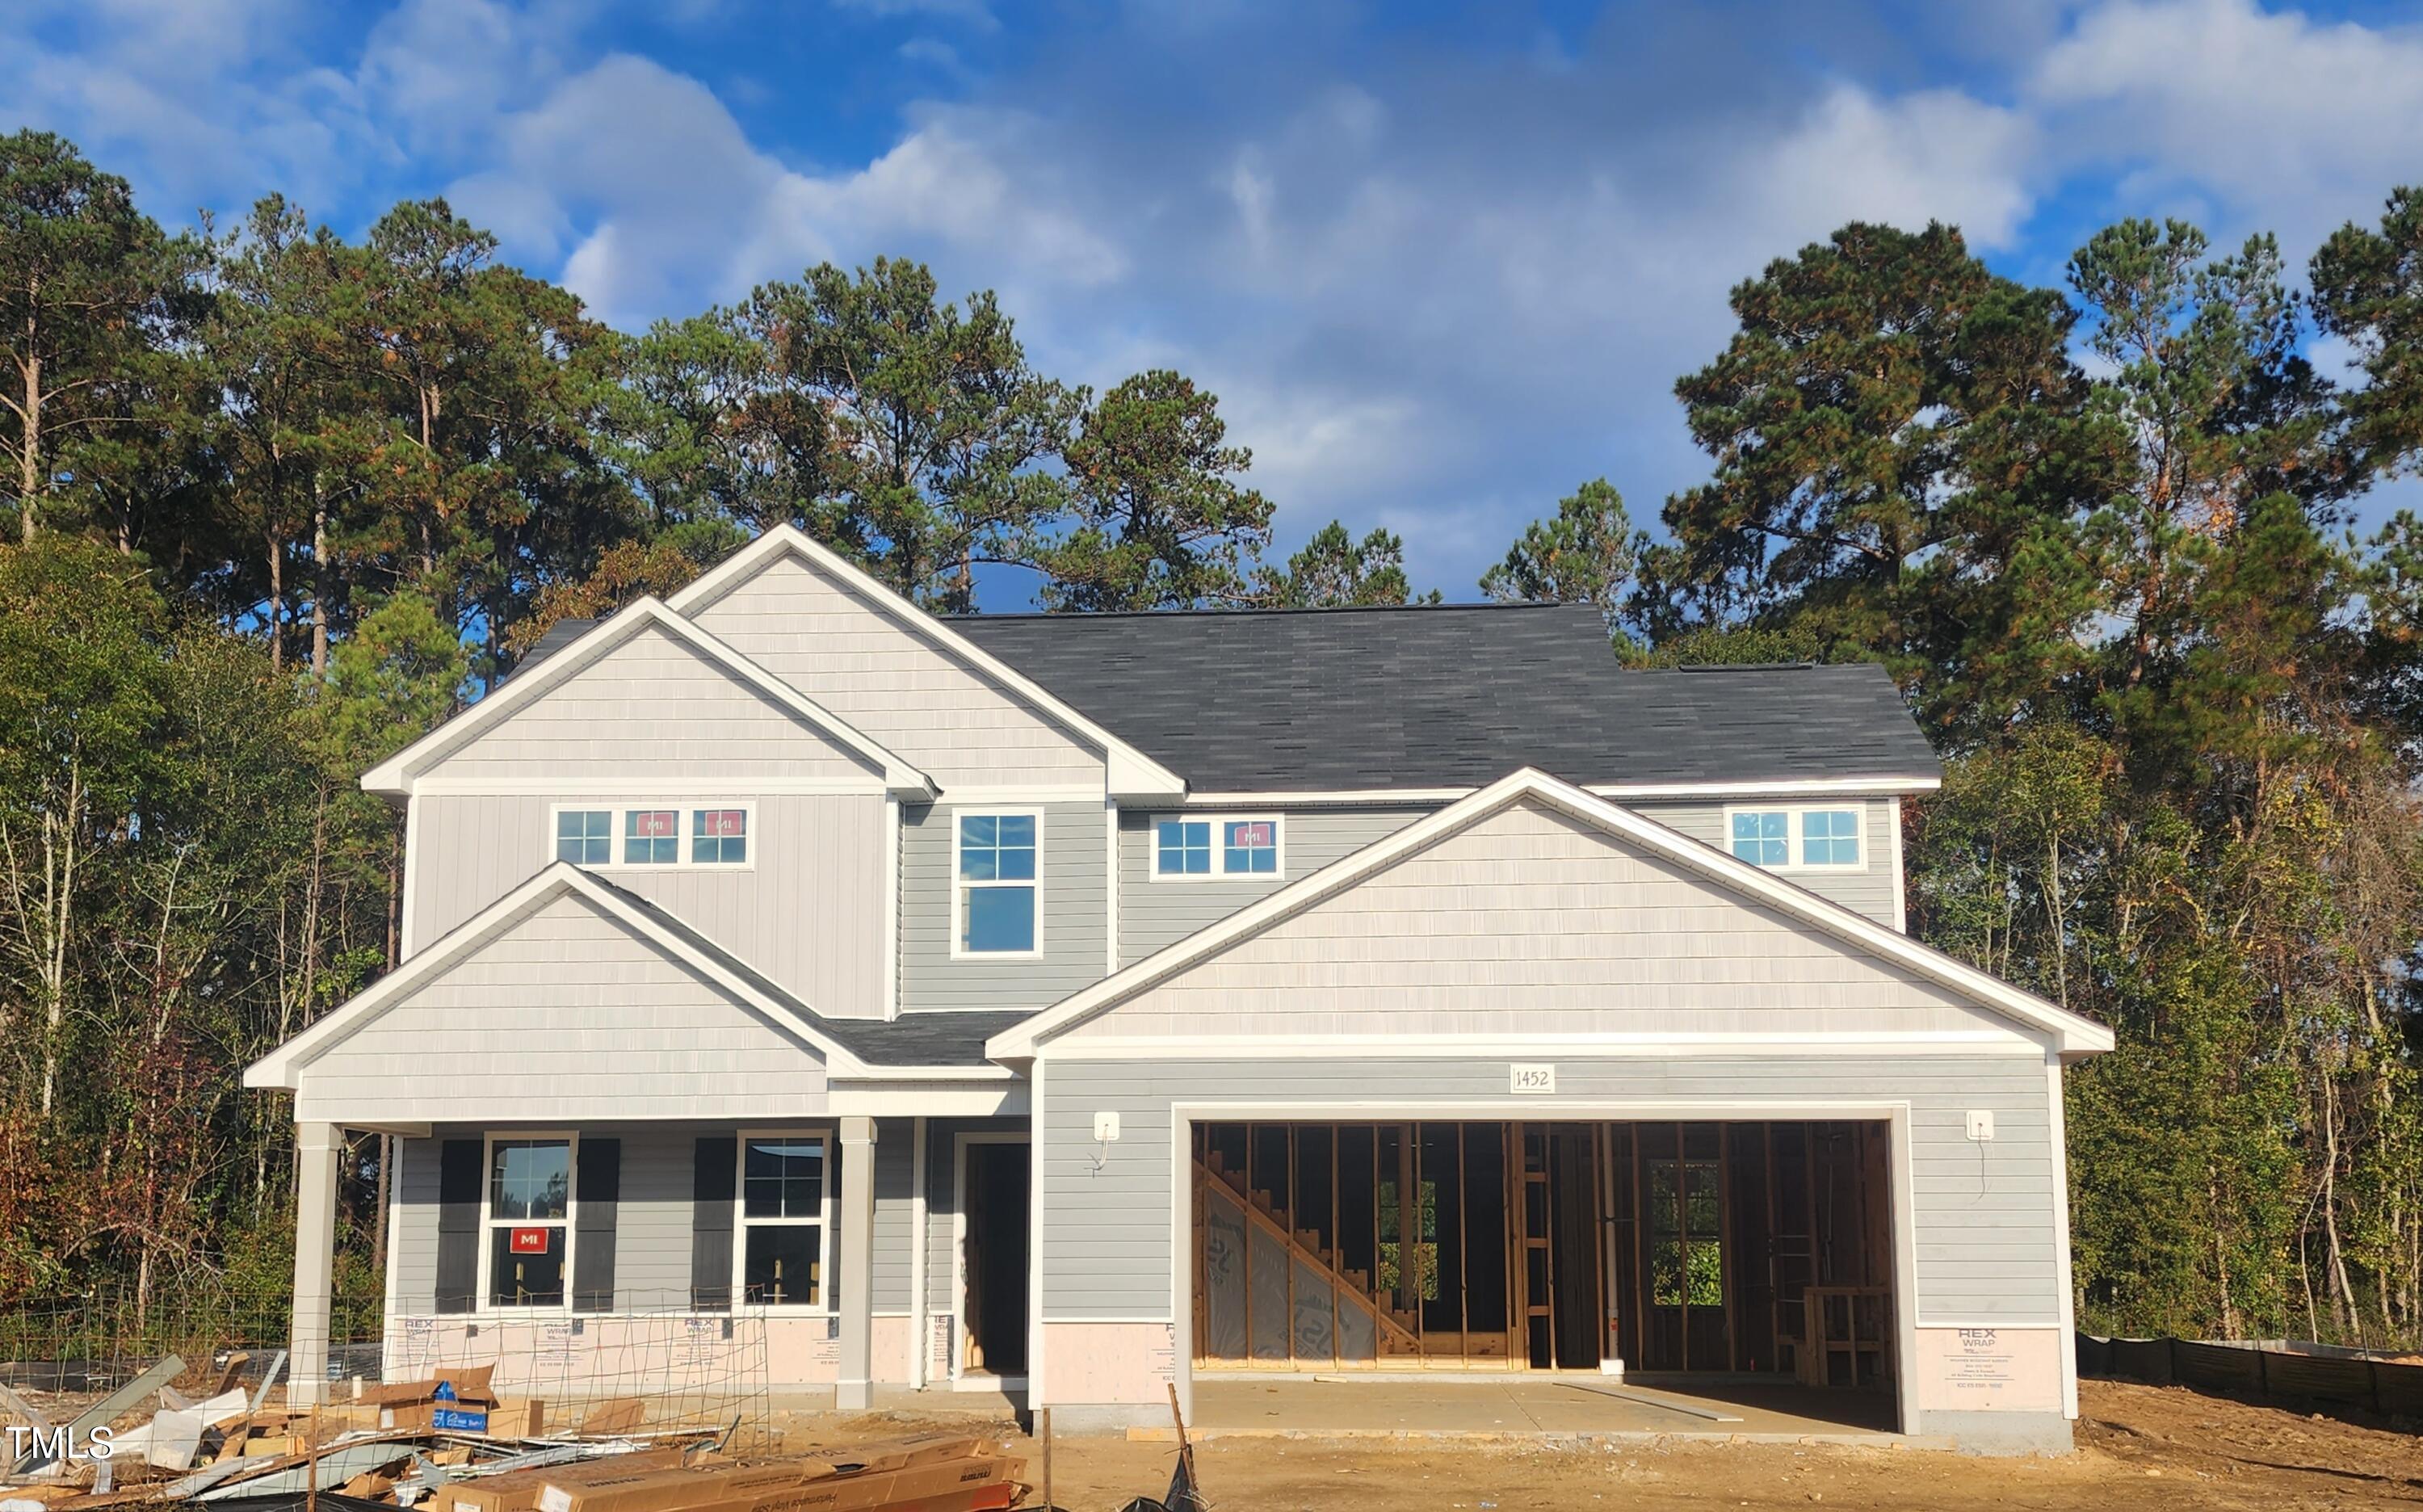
[1153,815,1285,880]
[1728,807,1864,871]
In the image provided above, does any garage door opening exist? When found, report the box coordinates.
[1191,1120,1894,1389]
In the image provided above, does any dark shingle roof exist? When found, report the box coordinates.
[512,601,1942,790]
[594,876,1030,1066]
[505,617,597,680]
[954,603,1940,790]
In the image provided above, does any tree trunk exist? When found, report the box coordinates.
[311,485,331,679]
[18,313,40,543]
[267,534,285,674]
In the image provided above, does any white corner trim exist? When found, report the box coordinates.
[2047,1055,2081,1420]
[666,527,1187,800]
[244,862,873,1086]
[360,597,937,801]
[985,767,2114,1060]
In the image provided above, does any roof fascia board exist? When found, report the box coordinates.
[668,527,1187,799]
[245,863,870,1086]
[1177,776,1942,808]
[989,768,2110,1060]
[360,598,935,800]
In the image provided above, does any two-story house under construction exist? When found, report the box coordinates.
[246,525,2111,1454]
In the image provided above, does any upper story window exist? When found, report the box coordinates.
[486,1136,572,1309]
[1728,807,1864,872]
[692,808,749,864]
[626,808,682,865]
[955,811,1040,956]
[1153,815,1285,880]
[551,804,755,871]
[556,809,611,865]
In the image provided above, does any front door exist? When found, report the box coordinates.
[960,1140,1031,1378]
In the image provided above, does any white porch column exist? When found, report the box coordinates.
[836,1115,877,1409]
[289,1122,342,1406]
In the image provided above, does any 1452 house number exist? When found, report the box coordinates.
[1509,1064,1556,1094]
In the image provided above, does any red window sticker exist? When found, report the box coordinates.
[632,811,677,838]
[1232,822,1272,847]
[509,1227,552,1254]
[699,809,745,837]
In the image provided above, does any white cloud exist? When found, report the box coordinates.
[2033,0,2423,254]
[22,0,2423,596]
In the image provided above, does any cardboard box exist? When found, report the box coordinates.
[485,1400,548,1438]
[443,1448,699,1512]
[534,1440,1024,1512]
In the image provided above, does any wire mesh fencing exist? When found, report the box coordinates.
[0,1283,775,1451]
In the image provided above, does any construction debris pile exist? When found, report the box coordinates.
[0,1357,1027,1512]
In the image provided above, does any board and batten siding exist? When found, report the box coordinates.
[685,551,1104,791]
[1631,796,1900,927]
[899,802,1106,1012]
[409,792,890,1017]
[1037,1054,2062,1326]
[296,890,830,1125]
[1068,800,1993,1042]
[420,624,885,786]
[1117,808,1430,964]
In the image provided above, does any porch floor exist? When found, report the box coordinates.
[1187,1376,1900,1440]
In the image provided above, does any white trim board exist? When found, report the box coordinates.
[361,597,937,801]
[244,862,877,1084]
[666,526,1186,801]
[988,767,2114,1060]
[1179,776,1942,807]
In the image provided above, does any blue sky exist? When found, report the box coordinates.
[14,0,2423,601]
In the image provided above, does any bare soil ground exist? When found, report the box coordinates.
[780,1380,2423,1510]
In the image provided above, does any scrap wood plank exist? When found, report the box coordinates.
[8,1355,184,1476]
[175,1431,423,1502]
[0,1380,53,1430]
[246,1352,288,1417]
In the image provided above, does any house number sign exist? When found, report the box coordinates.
[1509,1064,1556,1094]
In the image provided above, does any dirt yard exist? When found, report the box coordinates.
[785,1380,2423,1510]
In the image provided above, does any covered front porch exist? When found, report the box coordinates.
[243,864,1038,1409]
[279,1111,1033,1409]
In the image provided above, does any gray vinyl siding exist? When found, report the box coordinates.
[390,1122,893,1319]
[871,1119,915,1312]
[409,792,891,1016]
[1037,1055,2063,1326]
[1632,796,1900,928]
[899,802,1107,1011]
[1117,808,1430,964]
[391,1135,439,1313]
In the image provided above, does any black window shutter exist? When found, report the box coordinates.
[691,1136,736,1311]
[573,1138,620,1312]
[435,1140,483,1314]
